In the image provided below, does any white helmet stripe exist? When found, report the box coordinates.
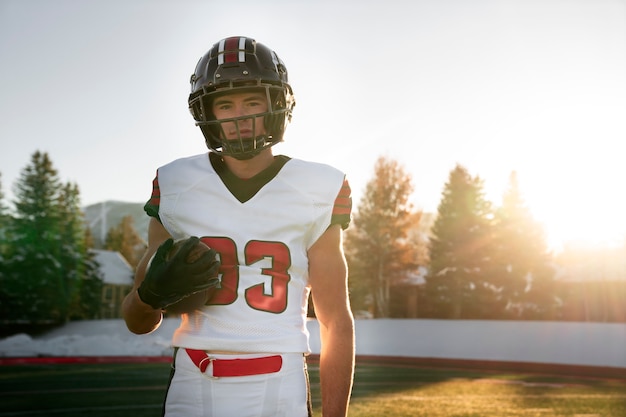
[271,50,280,68]
[238,37,246,62]
[217,38,226,65]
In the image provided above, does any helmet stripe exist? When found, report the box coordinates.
[224,37,239,63]
[218,36,247,65]
[270,50,280,68]
[238,37,246,62]
[217,38,226,65]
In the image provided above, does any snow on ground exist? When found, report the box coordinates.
[0,319,181,357]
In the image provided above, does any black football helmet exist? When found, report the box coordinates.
[188,36,295,160]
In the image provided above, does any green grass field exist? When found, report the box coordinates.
[1,360,625,416]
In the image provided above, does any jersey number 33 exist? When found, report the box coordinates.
[202,237,291,314]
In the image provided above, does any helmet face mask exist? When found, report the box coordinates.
[188,37,295,160]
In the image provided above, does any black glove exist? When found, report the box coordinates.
[138,237,221,310]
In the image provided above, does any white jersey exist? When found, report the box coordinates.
[145,152,351,354]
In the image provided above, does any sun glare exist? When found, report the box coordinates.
[523,180,626,252]
[489,101,626,254]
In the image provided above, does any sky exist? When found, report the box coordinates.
[1,0,625,251]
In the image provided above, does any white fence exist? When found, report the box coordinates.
[8,318,623,371]
[308,319,626,369]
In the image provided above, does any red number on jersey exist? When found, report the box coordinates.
[200,237,292,314]
[245,240,291,314]
[201,237,238,305]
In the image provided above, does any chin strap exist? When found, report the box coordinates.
[208,135,282,160]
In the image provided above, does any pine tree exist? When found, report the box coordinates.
[57,183,103,319]
[345,156,424,317]
[0,172,8,224]
[0,173,10,319]
[55,183,83,317]
[104,215,146,269]
[73,227,103,319]
[493,172,556,319]
[4,151,64,322]
[425,164,497,319]
[1,151,101,323]
[0,171,9,249]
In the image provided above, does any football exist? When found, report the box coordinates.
[165,238,219,315]
[167,238,213,263]
[166,290,211,315]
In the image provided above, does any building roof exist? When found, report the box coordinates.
[92,249,134,286]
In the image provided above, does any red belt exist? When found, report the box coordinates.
[185,349,282,377]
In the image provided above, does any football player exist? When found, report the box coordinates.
[122,36,355,417]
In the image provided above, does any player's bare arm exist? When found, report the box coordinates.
[122,217,172,334]
[309,224,355,417]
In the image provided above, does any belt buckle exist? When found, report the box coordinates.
[199,356,219,379]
